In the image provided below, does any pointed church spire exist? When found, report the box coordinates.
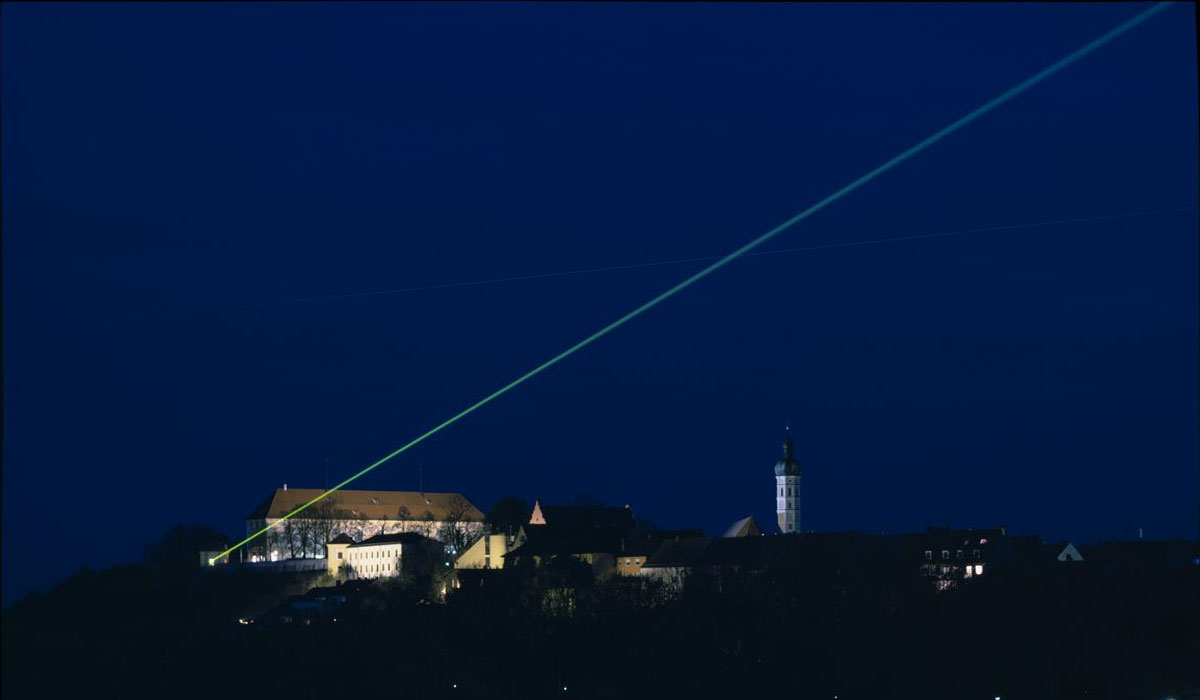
[783,426,794,461]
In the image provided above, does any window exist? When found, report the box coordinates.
[956,550,963,559]
[337,552,343,560]
[924,550,932,560]
[973,549,980,558]
[942,550,949,560]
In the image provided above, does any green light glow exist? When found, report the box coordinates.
[213,2,1172,564]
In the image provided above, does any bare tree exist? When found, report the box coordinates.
[396,505,412,532]
[439,495,484,555]
[281,517,301,560]
[309,496,353,548]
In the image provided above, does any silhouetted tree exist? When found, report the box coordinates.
[486,495,530,534]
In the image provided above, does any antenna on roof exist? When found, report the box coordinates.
[324,458,329,491]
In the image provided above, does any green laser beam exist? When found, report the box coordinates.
[213,2,1173,563]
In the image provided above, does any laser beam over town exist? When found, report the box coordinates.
[212,1,1174,564]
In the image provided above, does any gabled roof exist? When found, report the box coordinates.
[506,525,627,559]
[247,488,483,522]
[328,533,355,545]
[722,516,761,538]
[642,537,714,568]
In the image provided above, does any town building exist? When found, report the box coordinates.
[504,501,640,578]
[244,486,483,562]
[326,531,445,580]
[455,532,514,570]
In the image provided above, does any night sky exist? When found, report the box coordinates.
[2,3,1196,605]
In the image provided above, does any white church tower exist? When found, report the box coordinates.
[774,428,802,534]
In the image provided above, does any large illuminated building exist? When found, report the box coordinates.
[244,486,483,562]
[774,430,802,534]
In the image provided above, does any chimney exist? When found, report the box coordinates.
[283,483,288,491]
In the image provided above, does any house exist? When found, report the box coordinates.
[614,530,703,576]
[1056,542,1084,562]
[504,501,640,578]
[897,526,1008,591]
[455,532,515,570]
[329,532,446,581]
[244,486,483,561]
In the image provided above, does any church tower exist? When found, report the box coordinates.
[774,428,802,534]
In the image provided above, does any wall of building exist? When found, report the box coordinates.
[455,534,509,569]
[343,542,405,580]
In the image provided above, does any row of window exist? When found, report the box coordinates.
[349,548,400,561]
[924,549,981,561]
[777,487,797,497]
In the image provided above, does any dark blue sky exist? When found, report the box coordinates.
[3,2,1196,604]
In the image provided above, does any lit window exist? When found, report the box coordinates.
[974,564,983,575]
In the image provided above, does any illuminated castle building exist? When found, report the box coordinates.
[774,429,802,534]
[244,487,483,562]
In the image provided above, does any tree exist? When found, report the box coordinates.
[570,491,603,507]
[396,505,412,532]
[309,496,353,547]
[486,496,530,534]
[440,494,484,555]
[281,516,300,559]
[143,524,230,573]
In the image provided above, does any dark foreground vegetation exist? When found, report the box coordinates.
[4,527,1197,700]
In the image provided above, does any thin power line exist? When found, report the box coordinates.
[177,205,1195,316]
[211,2,1174,564]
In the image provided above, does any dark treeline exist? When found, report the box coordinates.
[3,527,1197,700]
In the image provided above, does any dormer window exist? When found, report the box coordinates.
[924,550,932,560]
